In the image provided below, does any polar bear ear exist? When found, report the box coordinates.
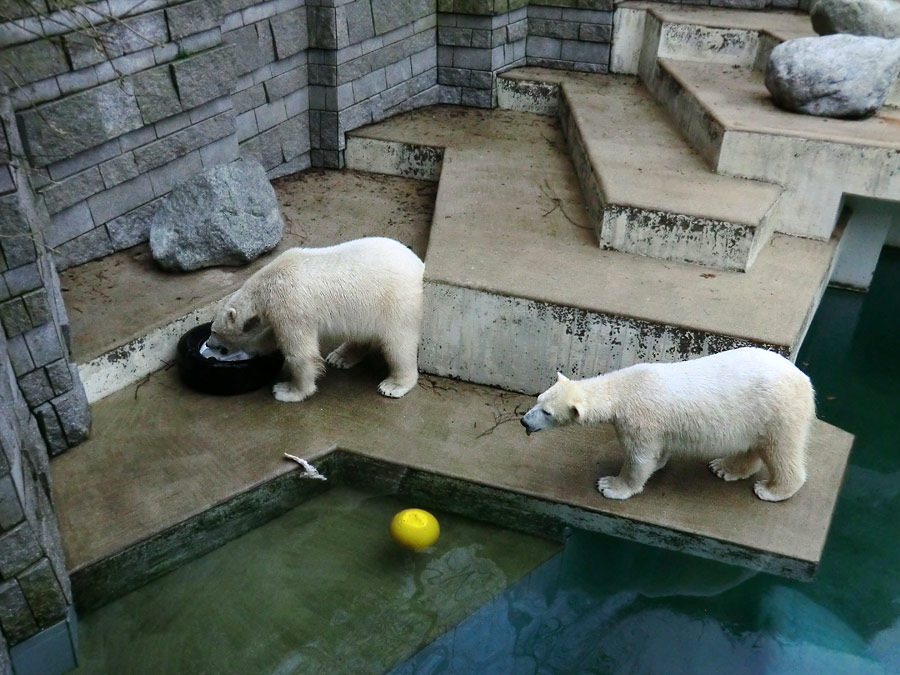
[556,372,569,383]
[570,401,585,420]
[225,308,237,324]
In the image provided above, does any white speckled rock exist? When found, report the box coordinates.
[810,0,900,38]
[150,160,284,272]
[765,35,900,119]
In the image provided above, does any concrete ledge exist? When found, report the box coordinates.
[77,304,217,404]
[611,2,813,76]
[419,280,788,394]
[344,136,444,180]
[51,364,854,615]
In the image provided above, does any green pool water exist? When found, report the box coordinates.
[72,488,559,674]
[394,247,900,674]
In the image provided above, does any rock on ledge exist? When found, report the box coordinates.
[765,34,900,119]
[150,160,284,272]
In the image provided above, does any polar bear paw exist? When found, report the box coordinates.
[596,476,637,500]
[710,458,748,482]
[377,377,416,398]
[753,480,796,503]
[273,382,316,403]
[325,343,366,369]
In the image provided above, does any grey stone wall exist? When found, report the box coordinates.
[527,5,612,72]
[225,0,312,178]
[0,88,90,459]
[0,0,311,270]
[0,84,78,674]
[0,0,621,263]
[307,0,440,167]
[438,8,527,108]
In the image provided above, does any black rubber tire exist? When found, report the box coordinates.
[176,323,284,396]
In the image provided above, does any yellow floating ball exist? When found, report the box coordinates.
[390,508,440,551]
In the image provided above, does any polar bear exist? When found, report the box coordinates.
[208,237,424,402]
[520,347,815,502]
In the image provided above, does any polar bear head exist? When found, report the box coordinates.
[521,372,586,436]
[208,289,276,356]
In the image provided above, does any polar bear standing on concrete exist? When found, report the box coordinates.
[209,237,424,402]
[521,347,815,502]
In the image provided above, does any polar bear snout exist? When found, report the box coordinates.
[521,416,535,436]
[206,332,224,351]
[521,407,552,436]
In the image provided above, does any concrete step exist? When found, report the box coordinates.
[60,170,435,403]
[497,68,782,271]
[347,103,837,396]
[612,1,813,74]
[612,1,899,107]
[50,360,854,612]
[643,58,900,240]
[615,3,900,241]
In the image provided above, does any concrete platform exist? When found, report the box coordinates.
[347,103,837,393]
[60,169,435,402]
[499,68,782,270]
[50,362,853,611]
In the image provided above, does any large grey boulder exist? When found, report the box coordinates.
[150,160,284,271]
[810,0,900,38]
[765,35,900,119]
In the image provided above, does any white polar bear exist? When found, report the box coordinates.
[520,347,816,502]
[209,237,424,402]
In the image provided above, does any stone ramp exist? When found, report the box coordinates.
[60,170,435,402]
[50,362,853,611]
[347,103,836,394]
[499,68,782,271]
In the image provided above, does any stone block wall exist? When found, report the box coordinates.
[437,6,527,108]
[0,85,80,674]
[0,0,312,271]
[224,0,312,178]
[527,4,612,72]
[0,90,90,459]
[306,0,440,167]
[0,0,621,263]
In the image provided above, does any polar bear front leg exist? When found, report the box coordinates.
[377,332,419,398]
[597,448,661,500]
[273,331,322,403]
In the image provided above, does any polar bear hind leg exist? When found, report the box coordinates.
[752,420,810,502]
[753,379,814,502]
[377,331,419,398]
